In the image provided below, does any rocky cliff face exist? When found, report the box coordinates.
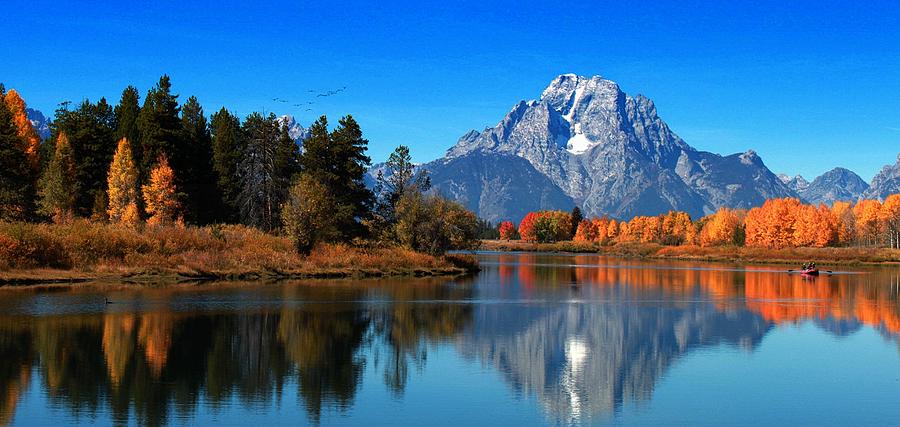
[864,153,900,200]
[427,74,797,221]
[25,108,51,140]
[800,167,869,205]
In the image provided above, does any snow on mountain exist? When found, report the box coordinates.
[430,74,796,221]
[276,115,309,148]
[25,108,51,140]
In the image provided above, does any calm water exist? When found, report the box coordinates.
[1,253,899,426]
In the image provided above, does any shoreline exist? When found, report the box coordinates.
[479,240,900,266]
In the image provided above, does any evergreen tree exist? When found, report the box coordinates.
[142,154,179,225]
[114,85,142,166]
[300,115,373,239]
[52,97,117,215]
[210,107,245,221]
[179,95,219,223]
[107,138,140,225]
[238,112,299,230]
[374,145,430,225]
[570,206,583,239]
[0,84,35,220]
[38,132,79,222]
[137,75,181,183]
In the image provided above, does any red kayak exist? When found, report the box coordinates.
[800,268,819,276]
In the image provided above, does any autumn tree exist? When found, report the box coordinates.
[394,191,478,255]
[853,199,882,246]
[745,198,804,248]
[699,208,743,247]
[518,212,539,242]
[831,201,856,246]
[661,211,695,245]
[107,138,140,225]
[38,132,79,222]
[3,88,41,173]
[574,219,597,242]
[879,194,900,249]
[0,84,35,220]
[142,155,180,226]
[498,221,518,240]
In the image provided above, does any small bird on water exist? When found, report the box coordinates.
[105,297,112,304]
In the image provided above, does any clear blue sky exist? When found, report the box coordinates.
[4,0,898,180]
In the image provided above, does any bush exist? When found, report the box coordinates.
[394,192,478,255]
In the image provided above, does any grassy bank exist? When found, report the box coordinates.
[0,221,477,285]
[480,239,900,265]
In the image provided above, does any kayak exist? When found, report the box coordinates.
[800,268,819,276]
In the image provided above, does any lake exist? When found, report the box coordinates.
[1,252,899,426]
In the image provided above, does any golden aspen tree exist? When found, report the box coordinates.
[831,201,856,246]
[107,138,140,225]
[574,219,597,242]
[699,208,742,247]
[142,155,180,226]
[3,89,41,171]
[853,199,882,246]
[879,194,900,249]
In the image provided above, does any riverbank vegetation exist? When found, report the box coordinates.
[0,79,478,282]
[488,195,900,264]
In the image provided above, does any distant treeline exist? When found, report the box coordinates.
[498,196,900,249]
[0,77,478,255]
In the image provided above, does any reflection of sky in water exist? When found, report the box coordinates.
[0,253,899,426]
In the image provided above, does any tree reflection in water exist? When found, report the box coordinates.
[0,255,897,425]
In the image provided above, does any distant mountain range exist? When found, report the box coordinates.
[25,108,51,139]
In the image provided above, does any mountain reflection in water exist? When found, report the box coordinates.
[0,253,898,426]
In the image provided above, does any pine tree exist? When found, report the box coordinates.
[107,138,140,225]
[374,145,430,224]
[0,84,35,220]
[53,97,117,215]
[570,206,583,239]
[179,95,219,224]
[300,115,373,239]
[142,154,179,226]
[210,107,245,220]
[115,85,142,167]
[38,132,79,222]
[238,112,298,230]
[137,75,181,183]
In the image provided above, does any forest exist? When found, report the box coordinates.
[0,77,479,277]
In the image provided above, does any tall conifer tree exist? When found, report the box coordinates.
[38,132,79,222]
[210,107,245,221]
[0,84,35,220]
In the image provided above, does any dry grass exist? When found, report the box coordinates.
[481,239,900,265]
[0,220,476,283]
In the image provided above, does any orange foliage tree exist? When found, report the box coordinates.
[745,198,805,248]
[518,212,539,242]
[573,219,597,242]
[699,208,743,247]
[3,89,41,172]
[498,220,517,240]
[880,194,900,249]
[142,155,180,226]
[853,199,882,246]
[661,211,695,245]
[831,201,856,246]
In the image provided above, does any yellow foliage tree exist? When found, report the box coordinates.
[831,201,856,246]
[142,155,180,226]
[3,89,41,172]
[573,219,597,242]
[107,138,140,225]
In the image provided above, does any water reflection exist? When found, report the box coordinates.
[0,254,898,425]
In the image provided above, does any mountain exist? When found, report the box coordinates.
[425,74,797,221]
[800,167,869,205]
[778,174,810,193]
[864,153,900,200]
[276,115,309,149]
[25,108,51,140]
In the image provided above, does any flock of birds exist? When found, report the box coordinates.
[272,86,347,111]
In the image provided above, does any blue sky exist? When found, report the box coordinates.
[4,0,898,180]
